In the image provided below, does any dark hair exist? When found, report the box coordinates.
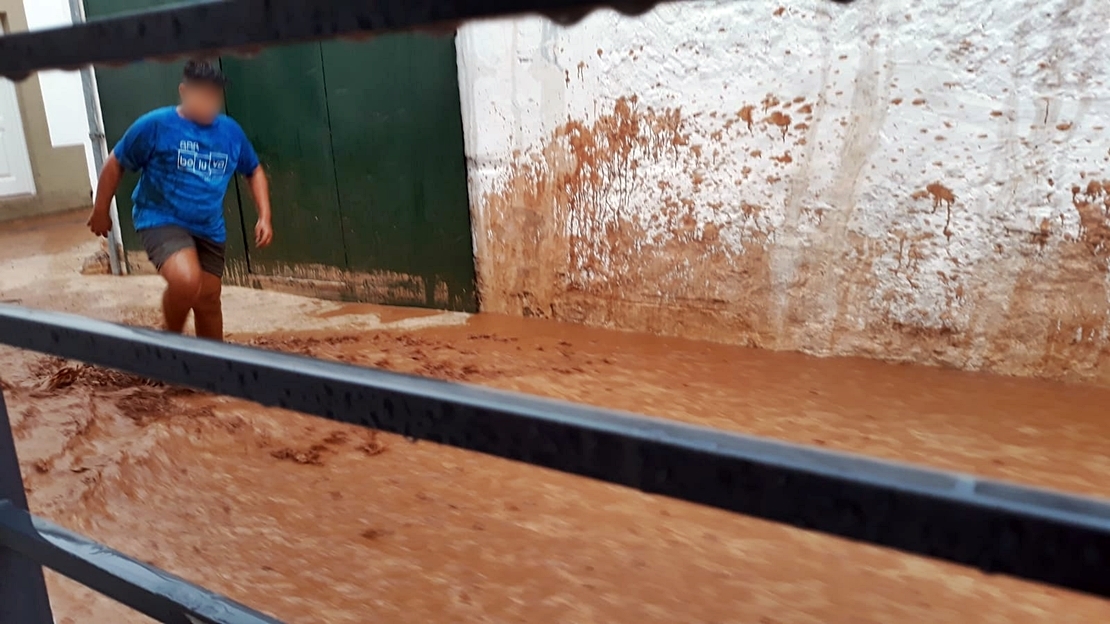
[182,60,228,88]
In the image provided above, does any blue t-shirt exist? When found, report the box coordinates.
[112,107,259,244]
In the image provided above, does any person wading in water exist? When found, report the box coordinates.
[88,60,273,341]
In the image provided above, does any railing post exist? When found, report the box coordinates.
[0,387,54,624]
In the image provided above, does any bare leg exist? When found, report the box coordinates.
[158,249,203,334]
[192,271,223,341]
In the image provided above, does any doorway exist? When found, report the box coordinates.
[0,20,36,198]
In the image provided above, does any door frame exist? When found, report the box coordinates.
[0,18,36,198]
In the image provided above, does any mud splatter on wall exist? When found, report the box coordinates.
[455,0,1110,385]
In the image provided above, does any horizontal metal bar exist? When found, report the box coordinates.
[0,0,857,80]
[0,0,649,80]
[0,305,1109,598]
[0,501,282,624]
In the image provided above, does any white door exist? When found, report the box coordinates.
[0,54,36,197]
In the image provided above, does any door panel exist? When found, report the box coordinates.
[0,29,35,198]
[221,45,348,273]
[88,60,179,253]
[321,35,477,311]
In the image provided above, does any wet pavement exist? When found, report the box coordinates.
[2,211,1109,623]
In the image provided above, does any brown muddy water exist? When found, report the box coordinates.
[1,212,1109,622]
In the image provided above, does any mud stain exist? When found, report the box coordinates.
[314,303,444,324]
[1073,181,1110,261]
[477,94,823,347]
[766,110,792,140]
[925,183,956,239]
[739,104,755,131]
[989,176,1110,385]
[236,262,467,312]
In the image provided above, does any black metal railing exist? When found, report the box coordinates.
[2,306,1110,623]
[2,0,1109,622]
[0,0,840,81]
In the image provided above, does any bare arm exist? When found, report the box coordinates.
[246,166,273,248]
[87,155,123,237]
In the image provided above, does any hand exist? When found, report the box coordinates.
[87,209,112,238]
[254,218,273,248]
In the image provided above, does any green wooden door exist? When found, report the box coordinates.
[321,35,477,311]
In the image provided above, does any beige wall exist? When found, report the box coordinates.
[0,1,92,222]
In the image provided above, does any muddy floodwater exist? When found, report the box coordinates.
[2,212,1110,623]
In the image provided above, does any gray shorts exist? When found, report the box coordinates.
[138,226,226,278]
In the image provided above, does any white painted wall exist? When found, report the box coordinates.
[457,0,1110,383]
[21,0,98,190]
